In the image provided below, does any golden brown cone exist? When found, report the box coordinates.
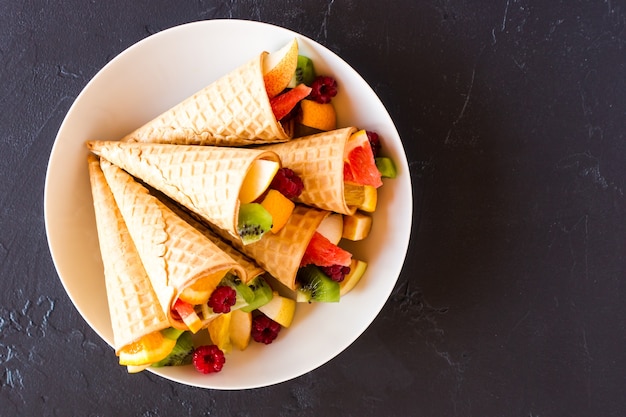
[259,127,358,215]
[120,54,291,146]
[213,205,329,290]
[98,158,246,330]
[154,191,266,284]
[87,140,280,243]
[87,155,170,353]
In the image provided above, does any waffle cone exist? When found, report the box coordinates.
[259,127,358,215]
[87,155,170,353]
[214,205,329,290]
[155,191,266,284]
[120,54,291,146]
[99,158,246,330]
[87,140,280,242]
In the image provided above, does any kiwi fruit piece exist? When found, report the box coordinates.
[296,265,340,303]
[220,274,255,304]
[288,55,317,88]
[239,276,274,313]
[375,157,397,178]
[151,331,193,367]
[237,203,273,245]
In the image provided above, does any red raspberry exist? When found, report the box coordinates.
[251,314,281,344]
[192,345,225,374]
[270,168,304,199]
[366,131,381,157]
[207,286,237,314]
[320,264,351,282]
[309,76,338,104]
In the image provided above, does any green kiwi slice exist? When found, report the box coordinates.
[288,55,317,88]
[237,203,273,245]
[239,276,274,313]
[152,331,193,367]
[296,265,340,303]
[220,274,255,304]
[375,157,397,178]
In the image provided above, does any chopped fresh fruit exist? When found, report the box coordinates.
[258,291,297,328]
[260,189,295,233]
[300,231,352,267]
[208,285,238,314]
[288,55,317,88]
[152,331,194,367]
[344,183,365,207]
[296,265,340,303]
[269,167,304,199]
[172,299,203,333]
[251,313,282,344]
[270,83,312,121]
[344,130,383,188]
[342,212,373,241]
[309,76,338,104]
[339,259,368,296]
[316,213,344,245]
[297,99,337,131]
[360,185,378,212]
[240,276,274,313]
[263,39,299,98]
[239,159,281,204]
[192,345,226,374]
[229,309,252,351]
[178,271,224,305]
[366,131,381,157]
[126,365,151,374]
[320,264,351,282]
[237,203,273,245]
[118,331,176,366]
[221,274,255,304]
[207,313,232,353]
[375,156,398,178]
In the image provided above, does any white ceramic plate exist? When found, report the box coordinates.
[44,19,412,389]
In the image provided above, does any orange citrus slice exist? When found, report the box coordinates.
[118,331,176,366]
[179,271,225,305]
[298,99,337,131]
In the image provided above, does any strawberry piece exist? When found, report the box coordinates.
[270,84,312,121]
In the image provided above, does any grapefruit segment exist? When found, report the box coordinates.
[300,231,352,267]
[343,130,383,188]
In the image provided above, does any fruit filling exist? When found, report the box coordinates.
[238,168,305,242]
[192,345,226,374]
[251,313,282,345]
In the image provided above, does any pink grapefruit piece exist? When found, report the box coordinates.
[270,83,312,121]
[300,231,352,267]
[343,130,383,188]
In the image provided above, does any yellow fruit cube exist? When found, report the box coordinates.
[342,212,373,241]
[298,99,337,131]
[261,189,295,233]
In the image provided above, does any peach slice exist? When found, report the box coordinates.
[316,213,344,245]
[229,309,252,351]
[207,312,232,353]
[339,259,368,296]
[258,291,296,328]
[298,99,337,131]
[342,212,373,241]
[263,39,299,98]
[260,189,295,233]
[239,159,280,204]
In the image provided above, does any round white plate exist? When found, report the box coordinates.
[44,19,412,390]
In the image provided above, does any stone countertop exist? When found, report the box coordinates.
[2,1,625,416]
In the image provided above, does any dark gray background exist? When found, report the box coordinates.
[2,1,625,416]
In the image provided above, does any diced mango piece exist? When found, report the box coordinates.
[260,189,295,233]
[298,99,337,131]
[342,212,373,241]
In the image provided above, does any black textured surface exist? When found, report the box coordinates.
[2,1,626,416]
